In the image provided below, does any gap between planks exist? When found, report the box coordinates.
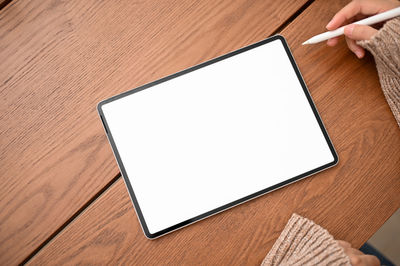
[271,0,315,35]
[0,0,13,10]
[20,173,121,265]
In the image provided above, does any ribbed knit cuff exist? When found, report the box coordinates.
[261,214,351,266]
[358,17,400,128]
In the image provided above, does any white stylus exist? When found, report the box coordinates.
[302,6,400,45]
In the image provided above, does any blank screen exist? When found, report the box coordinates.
[100,37,335,236]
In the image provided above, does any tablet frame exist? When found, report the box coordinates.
[97,35,338,239]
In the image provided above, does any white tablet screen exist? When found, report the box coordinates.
[99,36,336,237]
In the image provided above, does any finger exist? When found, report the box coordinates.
[350,255,362,265]
[326,0,362,30]
[327,36,340,46]
[326,0,389,30]
[345,36,365,58]
[344,24,378,41]
[346,247,364,256]
[336,240,351,248]
[361,254,380,266]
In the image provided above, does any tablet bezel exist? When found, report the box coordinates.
[97,35,338,239]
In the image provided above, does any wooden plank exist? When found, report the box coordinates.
[27,0,400,264]
[0,0,310,264]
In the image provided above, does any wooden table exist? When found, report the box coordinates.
[0,0,399,264]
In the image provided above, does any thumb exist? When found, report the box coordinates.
[344,24,378,41]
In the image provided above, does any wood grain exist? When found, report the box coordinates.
[27,0,400,265]
[0,0,310,264]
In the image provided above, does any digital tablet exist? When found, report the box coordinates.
[97,35,338,239]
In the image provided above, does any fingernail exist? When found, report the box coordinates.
[344,24,355,36]
[326,39,332,45]
[355,50,363,58]
[326,20,333,29]
[327,39,334,46]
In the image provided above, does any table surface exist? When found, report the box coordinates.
[1,0,399,264]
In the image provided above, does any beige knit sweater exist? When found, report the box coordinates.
[262,214,351,266]
[358,17,400,127]
[262,17,400,266]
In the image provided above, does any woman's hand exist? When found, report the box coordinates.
[337,240,380,266]
[326,0,400,58]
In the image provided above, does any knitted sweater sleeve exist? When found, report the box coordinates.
[261,214,351,266]
[358,17,400,128]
